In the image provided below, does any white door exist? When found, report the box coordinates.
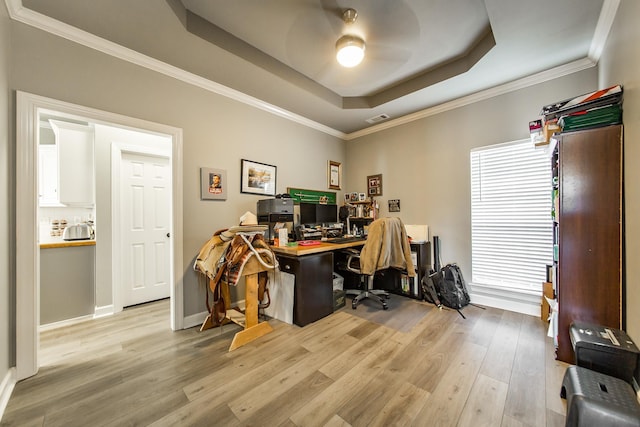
[120,152,171,307]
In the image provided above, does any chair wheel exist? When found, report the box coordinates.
[352,302,357,309]
[383,304,389,310]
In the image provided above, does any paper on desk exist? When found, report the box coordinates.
[405,224,429,242]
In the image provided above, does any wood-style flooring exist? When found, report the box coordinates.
[1,298,568,426]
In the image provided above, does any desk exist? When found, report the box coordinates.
[271,240,366,257]
[272,240,365,326]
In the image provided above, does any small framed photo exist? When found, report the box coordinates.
[358,193,366,201]
[367,174,383,196]
[350,192,359,202]
[344,194,351,202]
[389,199,401,212]
[241,159,276,196]
[328,160,342,190]
[201,167,227,200]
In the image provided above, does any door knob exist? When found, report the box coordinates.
[166,233,170,238]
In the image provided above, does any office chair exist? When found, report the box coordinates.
[342,217,416,310]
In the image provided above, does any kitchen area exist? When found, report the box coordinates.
[39,118,96,326]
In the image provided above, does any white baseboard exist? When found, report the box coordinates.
[39,314,95,332]
[183,311,209,330]
[93,304,115,319]
[470,293,540,317]
[469,283,542,317]
[0,368,16,422]
[182,299,245,330]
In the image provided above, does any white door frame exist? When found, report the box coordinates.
[16,91,184,380]
[112,145,171,313]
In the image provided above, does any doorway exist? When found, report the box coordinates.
[16,91,184,380]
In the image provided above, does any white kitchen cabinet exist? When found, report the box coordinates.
[49,120,95,206]
[38,144,59,206]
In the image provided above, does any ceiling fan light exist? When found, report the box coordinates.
[336,35,365,68]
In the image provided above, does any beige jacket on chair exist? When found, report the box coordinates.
[359,217,416,277]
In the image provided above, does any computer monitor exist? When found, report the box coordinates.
[299,202,337,225]
[316,203,338,224]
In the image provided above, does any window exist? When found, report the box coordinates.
[470,139,552,292]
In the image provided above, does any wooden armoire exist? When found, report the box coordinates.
[552,124,623,363]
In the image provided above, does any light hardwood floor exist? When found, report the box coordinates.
[2,298,568,426]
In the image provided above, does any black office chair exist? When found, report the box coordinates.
[342,217,416,310]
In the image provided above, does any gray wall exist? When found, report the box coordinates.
[7,15,346,323]
[0,1,14,382]
[598,0,640,341]
[345,70,597,279]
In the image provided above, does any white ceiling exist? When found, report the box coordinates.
[11,0,614,138]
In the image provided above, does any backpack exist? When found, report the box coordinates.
[441,264,470,308]
[425,264,471,317]
[421,273,442,307]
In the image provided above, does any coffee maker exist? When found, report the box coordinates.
[257,198,294,243]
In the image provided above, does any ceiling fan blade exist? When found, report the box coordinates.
[366,44,413,64]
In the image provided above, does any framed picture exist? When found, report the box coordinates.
[328,160,342,190]
[389,199,401,212]
[358,193,366,201]
[350,192,359,202]
[200,167,227,200]
[367,174,383,196]
[241,159,276,196]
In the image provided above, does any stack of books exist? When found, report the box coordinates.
[540,85,623,133]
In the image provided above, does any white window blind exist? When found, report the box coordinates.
[470,140,553,292]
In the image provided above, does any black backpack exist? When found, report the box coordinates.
[421,273,442,307]
[423,263,471,317]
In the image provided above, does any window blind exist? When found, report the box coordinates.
[470,140,553,292]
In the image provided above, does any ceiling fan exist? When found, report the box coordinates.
[284,2,417,91]
[335,8,366,67]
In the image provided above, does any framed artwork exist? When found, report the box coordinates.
[389,199,401,212]
[358,193,366,201]
[350,192,359,202]
[328,160,342,190]
[201,167,227,200]
[367,174,383,196]
[241,159,277,196]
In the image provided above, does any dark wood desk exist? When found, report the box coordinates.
[271,240,365,326]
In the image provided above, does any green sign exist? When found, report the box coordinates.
[286,187,337,205]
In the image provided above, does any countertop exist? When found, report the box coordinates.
[40,238,96,249]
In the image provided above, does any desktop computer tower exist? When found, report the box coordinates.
[257,198,294,243]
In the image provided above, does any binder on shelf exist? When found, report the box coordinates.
[540,85,623,121]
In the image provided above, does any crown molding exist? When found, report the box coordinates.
[344,57,597,140]
[4,0,346,139]
[589,0,620,61]
[6,0,616,142]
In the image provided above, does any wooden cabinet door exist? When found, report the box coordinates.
[556,125,622,363]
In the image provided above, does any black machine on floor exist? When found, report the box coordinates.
[560,323,640,426]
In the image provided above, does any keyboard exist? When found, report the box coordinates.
[325,237,366,244]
